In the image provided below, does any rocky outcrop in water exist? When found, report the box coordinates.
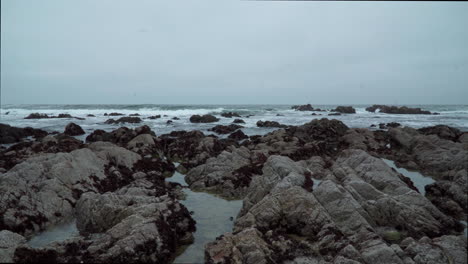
[232,119,245,124]
[256,120,287,128]
[221,112,241,118]
[229,130,248,141]
[63,123,85,136]
[365,105,433,115]
[24,113,81,119]
[291,104,314,111]
[105,117,142,124]
[189,114,219,123]
[332,106,356,114]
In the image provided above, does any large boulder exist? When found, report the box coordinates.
[418,125,462,142]
[64,123,85,136]
[13,181,195,263]
[189,114,219,123]
[0,143,140,236]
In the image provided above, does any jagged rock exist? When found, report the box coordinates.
[256,120,287,128]
[209,124,243,134]
[14,183,195,263]
[189,114,219,123]
[291,104,314,111]
[86,125,155,145]
[64,123,85,136]
[186,147,252,198]
[365,105,432,115]
[105,112,124,116]
[0,143,140,236]
[332,106,356,114]
[148,115,161,119]
[159,130,236,170]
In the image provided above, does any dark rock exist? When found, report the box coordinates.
[189,114,219,123]
[105,117,142,124]
[86,125,155,145]
[418,125,462,142]
[332,106,356,114]
[148,115,161,119]
[24,113,49,119]
[366,105,432,114]
[86,114,95,117]
[209,124,243,134]
[64,123,85,136]
[256,120,287,128]
[221,112,241,118]
[232,119,245,124]
[228,130,248,141]
[172,117,180,120]
[276,114,284,116]
[107,112,124,116]
[166,120,173,124]
[291,104,314,111]
[328,113,341,116]
[0,124,48,144]
[129,113,140,116]
[56,114,73,118]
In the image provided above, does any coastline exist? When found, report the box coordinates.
[0,105,467,263]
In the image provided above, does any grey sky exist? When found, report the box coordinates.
[1,0,467,105]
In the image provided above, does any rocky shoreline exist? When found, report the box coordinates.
[0,115,467,263]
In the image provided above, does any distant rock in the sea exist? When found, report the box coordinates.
[172,117,180,120]
[332,106,356,114]
[105,117,142,124]
[291,104,314,111]
[209,124,243,134]
[166,120,173,124]
[256,120,287,128]
[148,115,161,119]
[232,119,245,124]
[328,113,341,116]
[221,112,241,118]
[104,112,124,116]
[189,114,219,123]
[64,123,85,136]
[128,113,140,116]
[24,113,79,119]
[87,114,95,117]
[366,105,433,114]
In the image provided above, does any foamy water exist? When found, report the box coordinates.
[1,104,467,141]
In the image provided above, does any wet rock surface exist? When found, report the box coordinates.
[209,124,244,134]
[105,116,143,124]
[1,120,467,264]
[256,120,288,128]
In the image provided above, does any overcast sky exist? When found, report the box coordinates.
[1,0,467,105]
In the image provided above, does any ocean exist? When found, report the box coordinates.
[1,104,467,143]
